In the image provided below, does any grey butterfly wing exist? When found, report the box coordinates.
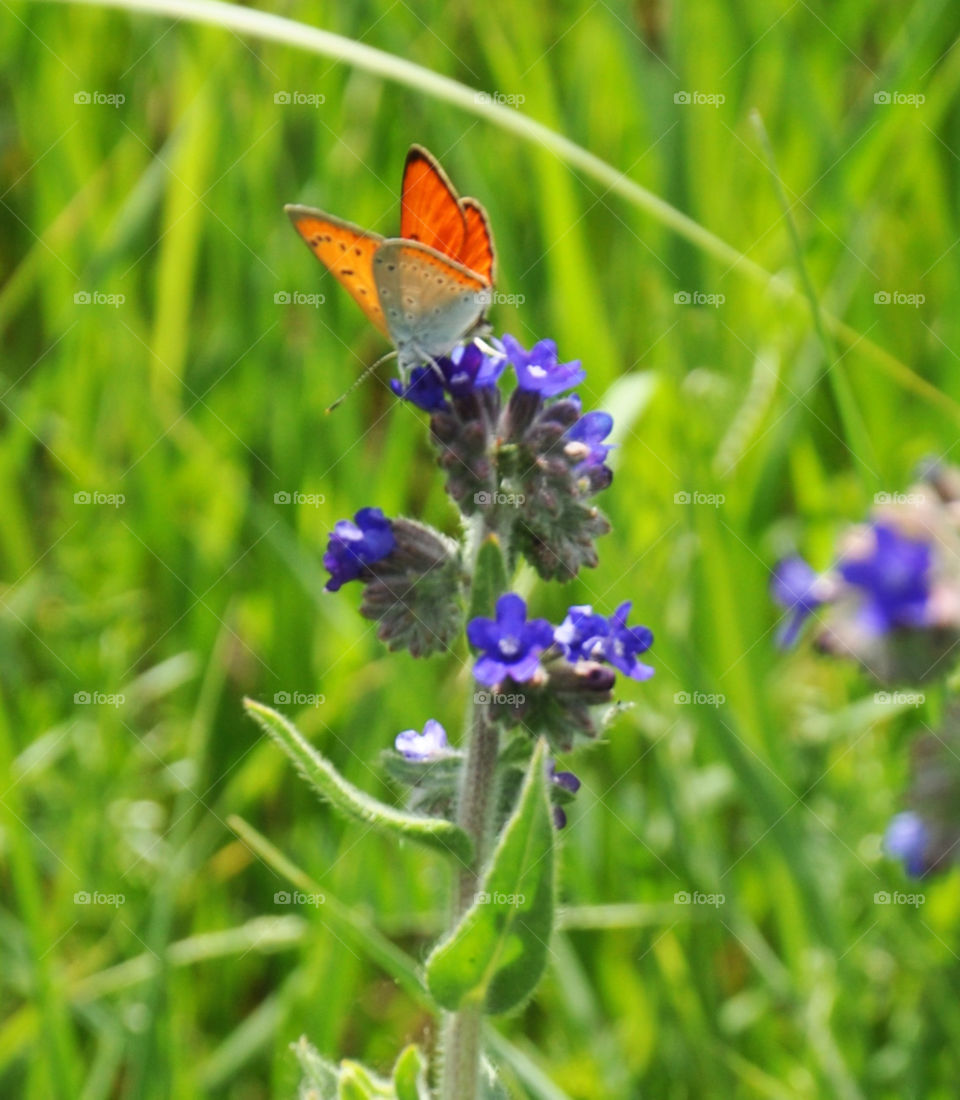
[373,239,491,371]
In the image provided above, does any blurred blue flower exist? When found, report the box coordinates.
[501,333,586,396]
[885,811,929,877]
[395,718,449,761]
[323,507,396,592]
[771,555,825,647]
[839,523,932,635]
[467,593,555,686]
[555,601,654,681]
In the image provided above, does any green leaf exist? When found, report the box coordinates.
[293,1036,338,1099]
[468,532,509,622]
[337,1061,392,1099]
[245,699,473,864]
[426,740,555,1014]
[392,1044,430,1100]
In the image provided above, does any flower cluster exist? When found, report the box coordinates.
[320,331,652,825]
[771,468,960,682]
[396,334,614,580]
[772,462,960,881]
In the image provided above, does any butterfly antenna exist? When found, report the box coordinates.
[325,350,398,414]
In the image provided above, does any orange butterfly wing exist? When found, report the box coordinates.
[459,198,496,284]
[284,205,388,335]
[400,145,466,260]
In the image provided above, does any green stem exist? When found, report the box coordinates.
[441,702,500,1100]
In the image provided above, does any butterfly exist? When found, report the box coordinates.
[285,145,496,381]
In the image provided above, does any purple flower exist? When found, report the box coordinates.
[467,593,555,687]
[501,334,585,396]
[391,367,448,412]
[566,410,615,473]
[323,507,396,592]
[442,342,505,396]
[771,555,825,647]
[839,523,932,635]
[391,343,505,411]
[885,811,929,877]
[395,718,449,761]
[554,601,654,681]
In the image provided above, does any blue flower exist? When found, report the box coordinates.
[885,811,929,877]
[442,341,505,396]
[391,343,505,411]
[323,507,396,592]
[554,601,654,681]
[501,334,586,396]
[839,523,932,635]
[390,367,448,412]
[566,409,615,473]
[467,593,555,687]
[771,555,825,647]
[395,718,450,761]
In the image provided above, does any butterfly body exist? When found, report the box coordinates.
[286,146,495,377]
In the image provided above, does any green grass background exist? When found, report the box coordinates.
[3,0,960,1096]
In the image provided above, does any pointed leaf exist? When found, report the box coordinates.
[426,740,555,1014]
[337,1061,391,1099]
[293,1036,338,1099]
[245,699,473,864]
[392,1044,430,1100]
